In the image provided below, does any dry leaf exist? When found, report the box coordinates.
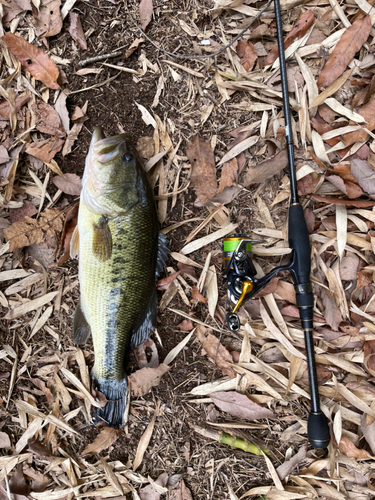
[133,406,158,471]
[56,202,78,266]
[0,431,11,449]
[317,17,372,88]
[0,95,29,120]
[191,285,207,304]
[3,0,32,23]
[68,12,87,50]
[52,173,82,195]
[169,479,193,500]
[217,158,238,194]
[32,100,66,138]
[9,464,29,495]
[236,40,257,72]
[125,37,144,58]
[350,158,375,196]
[139,0,153,30]
[312,194,375,207]
[364,340,375,377]
[139,473,168,500]
[195,326,235,378]
[243,150,288,186]
[35,0,62,37]
[128,363,170,396]
[361,413,375,455]
[186,135,217,203]
[9,201,37,223]
[339,435,373,459]
[276,445,307,480]
[266,10,315,65]
[82,426,121,456]
[3,208,63,252]
[2,33,60,89]
[26,137,64,163]
[156,271,180,291]
[209,391,275,421]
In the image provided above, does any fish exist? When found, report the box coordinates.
[70,127,168,427]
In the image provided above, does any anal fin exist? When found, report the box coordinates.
[130,287,158,350]
[156,231,169,279]
[73,299,91,345]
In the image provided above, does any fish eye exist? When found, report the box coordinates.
[123,153,133,162]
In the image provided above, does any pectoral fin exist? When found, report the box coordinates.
[155,232,169,279]
[93,216,112,261]
[70,225,79,259]
[73,300,91,345]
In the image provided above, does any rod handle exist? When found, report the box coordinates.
[308,412,330,449]
[288,204,311,284]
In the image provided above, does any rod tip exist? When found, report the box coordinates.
[308,412,330,449]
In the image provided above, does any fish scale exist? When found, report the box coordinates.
[72,127,162,427]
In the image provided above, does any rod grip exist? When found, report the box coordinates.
[308,412,330,449]
[288,204,311,284]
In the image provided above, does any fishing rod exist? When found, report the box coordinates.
[222,0,330,449]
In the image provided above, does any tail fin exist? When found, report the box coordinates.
[91,376,128,428]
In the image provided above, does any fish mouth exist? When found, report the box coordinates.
[90,127,133,164]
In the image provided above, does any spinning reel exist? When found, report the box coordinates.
[222,234,294,332]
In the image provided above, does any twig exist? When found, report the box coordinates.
[125,0,274,61]
[77,43,131,67]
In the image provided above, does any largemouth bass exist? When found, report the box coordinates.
[70,127,167,427]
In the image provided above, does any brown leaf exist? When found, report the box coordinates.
[139,0,153,30]
[266,10,315,65]
[35,0,62,37]
[350,158,375,196]
[217,158,238,194]
[26,137,64,163]
[169,479,193,500]
[276,444,307,480]
[68,12,87,50]
[82,426,121,456]
[3,208,63,252]
[52,173,82,195]
[195,326,235,378]
[364,340,375,377]
[128,363,170,397]
[361,413,375,455]
[3,0,32,23]
[333,163,357,183]
[209,391,275,421]
[30,378,54,404]
[56,202,78,266]
[9,465,29,495]
[0,95,29,119]
[125,37,144,58]
[317,17,372,88]
[242,150,288,186]
[186,135,217,203]
[177,318,194,331]
[340,256,359,280]
[27,438,53,457]
[9,201,37,223]
[139,473,168,500]
[321,290,342,331]
[134,338,159,369]
[339,435,373,459]
[326,175,364,199]
[156,271,180,291]
[312,194,375,207]
[236,40,257,72]
[0,431,11,449]
[32,100,65,137]
[2,33,60,89]
[191,285,207,304]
